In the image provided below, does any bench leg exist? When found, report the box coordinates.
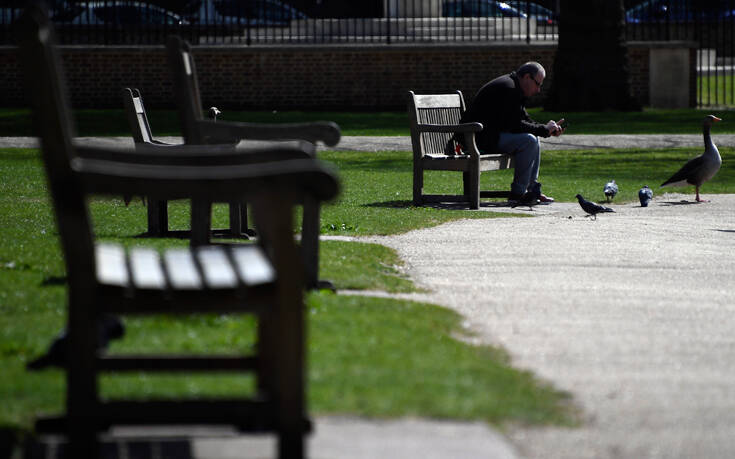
[301,196,332,290]
[190,199,212,246]
[228,202,242,237]
[147,199,168,236]
[241,202,257,237]
[469,164,480,210]
[413,164,423,206]
[67,294,100,458]
[278,432,304,459]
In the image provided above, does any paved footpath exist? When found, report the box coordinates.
[7,135,735,458]
[359,192,735,459]
[5,133,735,151]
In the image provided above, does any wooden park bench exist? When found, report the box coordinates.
[407,90,512,209]
[122,87,255,239]
[17,5,339,458]
[166,35,340,290]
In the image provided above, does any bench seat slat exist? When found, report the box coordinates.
[231,246,276,286]
[164,249,203,289]
[96,243,129,287]
[197,246,238,288]
[129,248,166,289]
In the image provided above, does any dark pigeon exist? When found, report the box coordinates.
[576,194,615,220]
[603,180,618,202]
[27,315,125,370]
[638,185,653,207]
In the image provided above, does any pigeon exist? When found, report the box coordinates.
[638,185,653,207]
[603,180,618,202]
[208,106,221,121]
[660,115,722,202]
[576,194,615,220]
[511,181,542,210]
[27,315,125,370]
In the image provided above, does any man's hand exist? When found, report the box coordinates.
[546,118,565,137]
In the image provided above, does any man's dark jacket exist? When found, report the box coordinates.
[460,72,550,154]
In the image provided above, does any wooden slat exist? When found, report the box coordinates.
[197,246,238,288]
[182,52,193,75]
[413,93,462,109]
[129,247,166,289]
[35,398,302,432]
[97,355,257,372]
[230,246,276,287]
[136,115,152,143]
[96,243,129,287]
[102,399,275,426]
[163,248,203,289]
[418,106,463,155]
[132,97,144,114]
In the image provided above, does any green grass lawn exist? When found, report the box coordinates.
[3,140,735,442]
[0,147,578,441]
[2,106,735,137]
[699,74,735,107]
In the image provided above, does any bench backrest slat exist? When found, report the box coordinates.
[410,91,466,156]
[123,88,154,144]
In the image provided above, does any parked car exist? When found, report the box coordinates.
[0,0,71,25]
[190,0,307,27]
[626,0,735,23]
[506,1,557,25]
[442,0,527,18]
[58,1,188,26]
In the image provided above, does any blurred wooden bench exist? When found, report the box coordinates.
[18,6,339,458]
[167,35,341,290]
[408,90,512,209]
[123,87,255,239]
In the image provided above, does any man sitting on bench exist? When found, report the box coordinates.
[460,61,565,204]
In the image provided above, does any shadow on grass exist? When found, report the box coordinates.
[363,199,519,211]
[363,200,413,208]
[41,276,66,287]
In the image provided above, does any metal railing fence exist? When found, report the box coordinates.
[2,0,733,106]
[0,0,559,45]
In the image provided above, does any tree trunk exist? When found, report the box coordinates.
[545,0,641,111]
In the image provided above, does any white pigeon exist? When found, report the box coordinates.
[603,180,618,202]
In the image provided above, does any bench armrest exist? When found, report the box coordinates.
[150,139,177,146]
[76,140,315,166]
[71,156,339,203]
[195,119,341,147]
[416,122,483,134]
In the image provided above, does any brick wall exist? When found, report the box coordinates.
[0,42,689,110]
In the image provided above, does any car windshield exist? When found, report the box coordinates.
[626,0,733,22]
[443,0,526,18]
[507,1,551,16]
[212,0,301,21]
[57,2,183,25]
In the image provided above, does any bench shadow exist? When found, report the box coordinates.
[41,276,67,286]
[364,200,514,210]
[21,438,194,459]
[658,200,700,206]
[363,200,414,209]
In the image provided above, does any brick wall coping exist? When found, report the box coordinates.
[0,40,697,53]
